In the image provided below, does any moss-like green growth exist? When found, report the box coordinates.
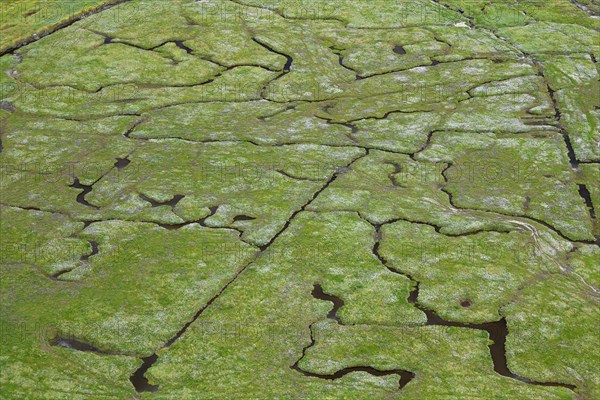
[301,322,573,399]
[308,150,519,234]
[0,0,118,54]
[380,219,571,322]
[1,1,597,398]
[504,271,600,399]
[147,212,426,398]
[417,131,595,241]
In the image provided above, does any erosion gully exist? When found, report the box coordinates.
[124,151,369,392]
[292,268,574,391]
[291,284,416,390]
[360,223,576,391]
[50,240,98,281]
[50,135,582,393]
[27,2,590,391]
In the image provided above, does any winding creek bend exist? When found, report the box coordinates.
[291,284,415,390]
[292,352,416,391]
[311,284,343,324]
[127,152,368,393]
[294,235,577,391]
[251,37,293,75]
[50,240,99,281]
[2,1,595,397]
[70,178,100,209]
[365,219,577,391]
[47,157,579,393]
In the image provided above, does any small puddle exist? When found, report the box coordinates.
[393,45,406,55]
[114,157,130,169]
[523,196,531,212]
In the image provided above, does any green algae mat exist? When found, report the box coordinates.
[0,1,599,399]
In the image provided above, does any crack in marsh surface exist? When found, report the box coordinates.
[2,1,598,398]
[367,217,577,391]
[129,151,368,393]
